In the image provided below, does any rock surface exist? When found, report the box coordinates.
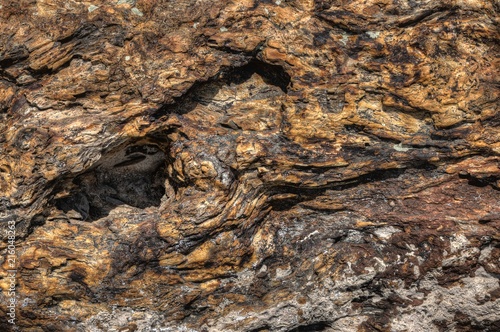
[0,0,499,331]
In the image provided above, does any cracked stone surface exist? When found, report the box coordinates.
[0,0,499,331]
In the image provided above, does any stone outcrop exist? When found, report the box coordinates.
[0,0,499,331]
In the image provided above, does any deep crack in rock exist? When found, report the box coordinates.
[55,140,168,220]
[0,0,499,331]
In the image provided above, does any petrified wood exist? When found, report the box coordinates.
[0,0,499,331]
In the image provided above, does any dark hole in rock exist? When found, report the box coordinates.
[55,140,168,221]
[249,326,271,332]
[224,59,291,93]
[151,59,291,119]
[288,321,331,332]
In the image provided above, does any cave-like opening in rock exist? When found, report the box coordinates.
[55,139,169,221]
[224,59,291,93]
[150,59,291,120]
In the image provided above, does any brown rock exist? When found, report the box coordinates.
[0,0,499,331]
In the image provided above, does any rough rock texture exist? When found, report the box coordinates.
[1,0,499,331]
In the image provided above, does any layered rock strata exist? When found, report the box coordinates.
[0,0,499,331]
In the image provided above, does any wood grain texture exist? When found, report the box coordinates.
[0,0,499,331]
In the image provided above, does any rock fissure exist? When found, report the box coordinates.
[0,0,499,331]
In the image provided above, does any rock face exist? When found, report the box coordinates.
[1,0,499,331]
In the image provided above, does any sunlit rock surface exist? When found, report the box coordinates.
[0,0,499,331]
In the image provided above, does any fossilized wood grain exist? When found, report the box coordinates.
[0,0,499,331]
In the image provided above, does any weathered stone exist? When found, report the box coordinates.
[0,0,499,331]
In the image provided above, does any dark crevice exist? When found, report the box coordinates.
[288,321,331,332]
[248,326,271,332]
[168,231,213,255]
[27,54,83,80]
[268,195,301,211]
[150,59,291,120]
[430,127,473,141]
[315,11,370,34]
[478,214,500,225]
[395,6,456,28]
[459,173,498,189]
[53,138,170,221]
[265,161,441,213]
[0,45,29,68]
[56,23,98,44]
[26,213,46,237]
[265,168,406,211]
[343,124,402,145]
